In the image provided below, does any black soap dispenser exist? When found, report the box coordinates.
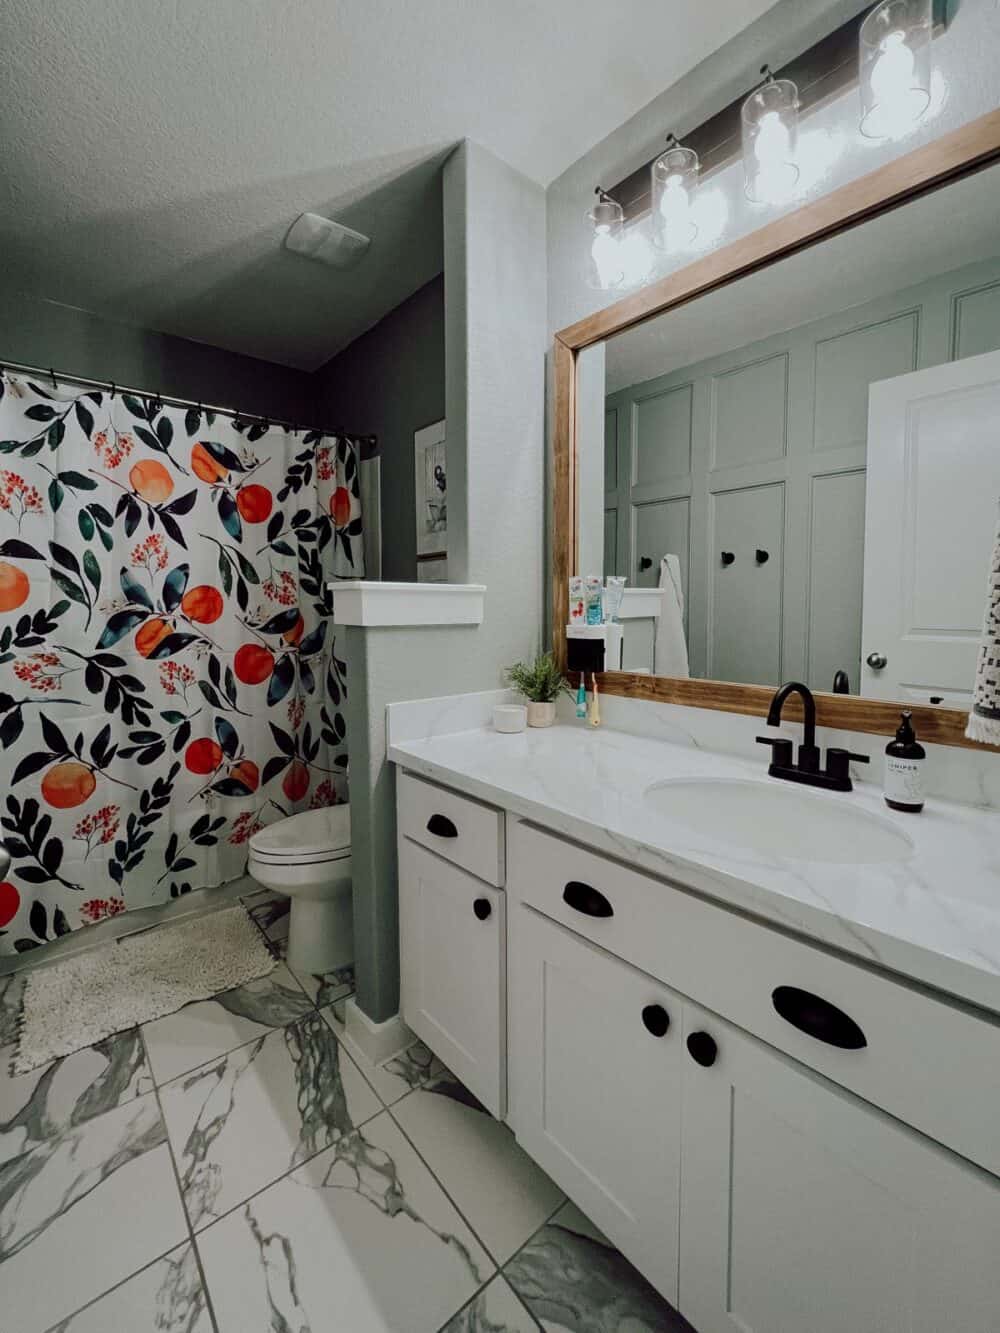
[883,712,925,813]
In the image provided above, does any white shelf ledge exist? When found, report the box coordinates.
[617,587,662,620]
[327,580,486,627]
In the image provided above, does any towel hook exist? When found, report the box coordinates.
[755,548,769,564]
[721,551,735,566]
[639,556,653,572]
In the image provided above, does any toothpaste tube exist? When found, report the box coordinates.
[604,576,626,623]
[569,576,586,624]
[584,575,603,625]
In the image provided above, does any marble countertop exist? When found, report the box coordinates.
[389,722,1000,1017]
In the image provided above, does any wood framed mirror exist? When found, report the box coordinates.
[553,108,1000,749]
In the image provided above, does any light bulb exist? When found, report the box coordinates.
[590,225,622,290]
[751,108,797,202]
[863,26,929,138]
[659,174,690,232]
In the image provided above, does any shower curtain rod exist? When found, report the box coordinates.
[0,356,373,443]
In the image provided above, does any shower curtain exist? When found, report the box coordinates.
[0,372,364,955]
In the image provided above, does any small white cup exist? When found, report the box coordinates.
[493,704,527,733]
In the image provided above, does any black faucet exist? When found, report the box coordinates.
[757,681,869,793]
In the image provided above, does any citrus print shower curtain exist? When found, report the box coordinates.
[0,373,363,954]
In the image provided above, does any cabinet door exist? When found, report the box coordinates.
[678,1003,1000,1333]
[398,840,505,1116]
[510,906,683,1303]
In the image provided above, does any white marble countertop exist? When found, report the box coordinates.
[389,722,1000,1017]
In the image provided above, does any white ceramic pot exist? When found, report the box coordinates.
[526,700,556,728]
[494,704,528,733]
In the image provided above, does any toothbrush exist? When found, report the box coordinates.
[575,675,587,719]
[588,674,601,728]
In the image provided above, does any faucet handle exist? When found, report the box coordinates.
[756,735,793,768]
[825,747,870,784]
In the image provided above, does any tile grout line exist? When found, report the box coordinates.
[140,1025,222,1333]
[38,1238,198,1333]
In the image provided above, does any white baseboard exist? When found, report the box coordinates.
[343,997,413,1063]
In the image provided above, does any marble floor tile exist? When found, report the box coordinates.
[323,1004,451,1106]
[288,960,356,1008]
[394,1086,563,1264]
[160,1008,380,1230]
[198,1108,494,1333]
[46,1241,213,1332]
[504,1202,693,1333]
[441,1275,541,1332]
[1,1027,153,1167]
[245,893,290,957]
[142,962,312,1086]
[0,1092,188,1333]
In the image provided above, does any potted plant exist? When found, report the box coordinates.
[505,652,570,728]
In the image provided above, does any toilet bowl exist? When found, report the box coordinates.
[248,805,353,976]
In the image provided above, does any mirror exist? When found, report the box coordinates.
[576,160,1000,709]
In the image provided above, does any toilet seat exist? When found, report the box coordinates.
[249,804,351,866]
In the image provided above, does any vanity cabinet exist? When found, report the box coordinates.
[680,1002,1000,1333]
[510,906,683,1302]
[397,772,506,1116]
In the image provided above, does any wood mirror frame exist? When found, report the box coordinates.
[553,108,1000,750]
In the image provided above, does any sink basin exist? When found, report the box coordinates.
[643,779,913,864]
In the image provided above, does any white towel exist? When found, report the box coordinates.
[966,502,1000,744]
[654,554,689,678]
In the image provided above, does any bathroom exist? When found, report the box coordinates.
[2,0,1000,1330]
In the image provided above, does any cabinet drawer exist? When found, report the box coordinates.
[510,820,1000,1176]
[398,771,504,886]
[399,840,506,1116]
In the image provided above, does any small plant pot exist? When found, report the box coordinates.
[526,701,556,728]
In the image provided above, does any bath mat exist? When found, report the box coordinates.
[13,904,276,1075]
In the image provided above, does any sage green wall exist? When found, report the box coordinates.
[1,289,317,421]
[313,276,445,583]
[605,253,1000,692]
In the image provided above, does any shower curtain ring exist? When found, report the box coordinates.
[49,367,57,389]
[109,381,116,399]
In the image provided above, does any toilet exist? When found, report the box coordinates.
[248,804,353,976]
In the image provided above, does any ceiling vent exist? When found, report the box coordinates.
[284,212,371,269]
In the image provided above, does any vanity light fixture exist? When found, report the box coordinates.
[859,0,932,140]
[651,135,699,250]
[585,188,625,291]
[742,66,800,204]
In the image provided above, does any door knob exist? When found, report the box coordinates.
[639,556,653,572]
[866,652,887,670]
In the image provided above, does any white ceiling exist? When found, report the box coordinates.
[0,0,776,371]
[606,164,1000,393]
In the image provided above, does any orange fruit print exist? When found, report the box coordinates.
[41,761,96,809]
[282,759,309,802]
[135,617,172,657]
[234,644,274,684]
[191,442,228,482]
[0,562,29,612]
[185,737,223,775]
[129,459,174,504]
[181,585,224,624]
[283,614,305,646]
[330,486,352,527]
[236,485,273,523]
[231,759,260,792]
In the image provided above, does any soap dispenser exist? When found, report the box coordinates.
[883,711,925,813]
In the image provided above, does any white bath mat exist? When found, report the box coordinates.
[13,904,276,1075]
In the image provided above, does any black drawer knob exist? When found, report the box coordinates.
[473,898,492,921]
[426,813,458,839]
[641,1004,670,1037]
[562,881,614,918]
[687,1031,718,1067]
[772,986,867,1050]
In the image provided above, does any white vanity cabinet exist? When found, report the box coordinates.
[506,819,1000,1332]
[397,771,506,1116]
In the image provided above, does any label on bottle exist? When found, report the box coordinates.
[884,754,924,805]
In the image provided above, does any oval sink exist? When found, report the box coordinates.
[643,779,913,865]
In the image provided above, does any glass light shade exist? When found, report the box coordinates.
[859,0,932,140]
[742,77,800,203]
[585,196,624,291]
[651,145,699,250]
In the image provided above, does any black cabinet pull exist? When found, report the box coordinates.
[641,1004,670,1037]
[426,813,458,839]
[772,986,867,1050]
[562,881,614,918]
[473,897,492,921]
[687,1031,718,1067]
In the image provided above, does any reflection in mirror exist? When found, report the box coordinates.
[578,162,1000,707]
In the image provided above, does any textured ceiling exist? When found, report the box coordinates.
[606,163,1000,393]
[0,0,775,370]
